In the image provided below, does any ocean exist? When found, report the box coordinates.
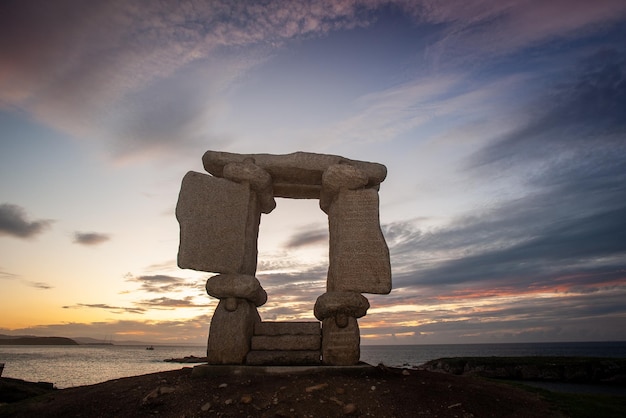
[1,341,625,389]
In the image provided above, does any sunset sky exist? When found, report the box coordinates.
[1,0,625,345]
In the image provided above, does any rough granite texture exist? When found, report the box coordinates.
[206,299,260,364]
[327,188,391,294]
[177,151,392,366]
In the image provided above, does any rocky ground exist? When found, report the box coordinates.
[0,364,563,418]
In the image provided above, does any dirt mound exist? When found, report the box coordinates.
[0,365,561,417]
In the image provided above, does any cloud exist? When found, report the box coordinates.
[0,269,19,280]
[473,49,626,168]
[1,314,215,344]
[0,268,53,289]
[63,303,145,315]
[22,280,53,290]
[415,0,626,68]
[138,296,211,309]
[0,0,383,161]
[73,231,111,246]
[283,226,328,248]
[125,274,203,293]
[0,203,53,239]
[2,1,624,161]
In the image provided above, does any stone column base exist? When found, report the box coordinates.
[321,316,360,366]
[207,298,260,364]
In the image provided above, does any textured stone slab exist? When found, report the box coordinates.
[205,274,267,307]
[255,321,320,336]
[176,172,247,273]
[176,171,260,274]
[223,159,276,213]
[327,188,391,294]
[251,334,321,351]
[321,316,360,366]
[207,299,260,364]
[192,363,375,377]
[203,151,387,199]
[314,292,369,321]
[246,350,321,366]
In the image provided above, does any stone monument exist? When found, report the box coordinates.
[176,151,391,366]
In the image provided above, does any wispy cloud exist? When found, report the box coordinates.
[125,274,202,293]
[0,268,53,289]
[0,269,19,280]
[1,314,214,343]
[283,225,328,248]
[22,280,53,290]
[0,203,53,239]
[138,296,211,309]
[73,231,111,246]
[416,0,626,69]
[0,0,383,161]
[6,1,622,162]
[63,303,145,315]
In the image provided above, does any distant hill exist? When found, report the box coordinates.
[0,335,78,345]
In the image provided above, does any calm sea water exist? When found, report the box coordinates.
[1,341,625,388]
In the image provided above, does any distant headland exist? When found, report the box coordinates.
[0,335,78,345]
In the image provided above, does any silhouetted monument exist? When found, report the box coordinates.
[176,151,391,366]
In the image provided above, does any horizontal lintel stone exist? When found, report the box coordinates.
[203,150,386,199]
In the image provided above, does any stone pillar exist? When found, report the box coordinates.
[207,298,260,364]
[314,291,369,365]
[205,274,267,364]
[321,164,391,294]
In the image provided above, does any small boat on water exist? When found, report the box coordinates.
[146,346,154,350]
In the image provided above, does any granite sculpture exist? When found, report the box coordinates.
[176,151,391,366]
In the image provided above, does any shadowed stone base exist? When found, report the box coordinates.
[321,317,360,366]
[251,335,321,351]
[246,350,321,366]
[207,299,260,364]
[192,363,376,377]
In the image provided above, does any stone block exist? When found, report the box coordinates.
[176,171,261,275]
[321,316,360,366]
[246,350,321,366]
[207,299,260,364]
[203,151,387,199]
[327,188,391,294]
[314,292,369,321]
[251,334,321,351]
[255,321,320,336]
[205,274,267,307]
[320,164,369,212]
[223,159,276,213]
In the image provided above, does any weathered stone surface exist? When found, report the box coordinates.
[205,274,267,307]
[245,350,321,366]
[322,164,369,191]
[320,164,370,212]
[207,299,260,364]
[255,321,320,336]
[176,171,261,275]
[314,292,369,321]
[179,150,393,367]
[203,151,387,199]
[321,316,360,366]
[327,188,391,294]
[251,334,321,351]
[223,159,276,214]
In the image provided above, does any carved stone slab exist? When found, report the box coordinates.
[327,188,392,294]
[203,150,387,199]
[321,316,360,365]
[176,171,258,274]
